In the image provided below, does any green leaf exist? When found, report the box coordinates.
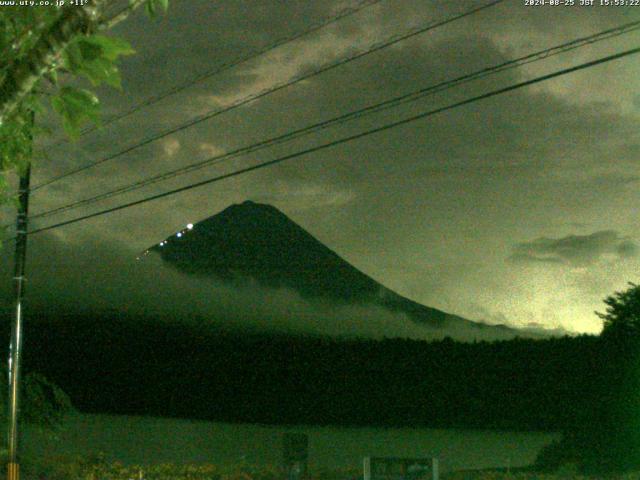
[157,0,169,12]
[62,40,83,73]
[0,175,8,200]
[145,0,169,17]
[51,87,100,139]
[78,56,122,88]
[145,0,156,17]
[22,91,44,114]
[81,35,134,61]
[61,35,133,88]
[0,108,33,173]
[78,39,103,62]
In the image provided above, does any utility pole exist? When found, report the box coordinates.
[7,113,33,480]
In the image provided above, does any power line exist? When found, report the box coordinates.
[25,45,640,238]
[42,0,386,148]
[26,18,640,222]
[30,0,505,192]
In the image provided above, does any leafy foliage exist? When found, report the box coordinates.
[0,7,59,64]
[597,282,640,339]
[0,102,33,172]
[0,8,61,195]
[0,97,38,204]
[0,1,167,207]
[146,0,170,17]
[32,456,640,480]
[532,282,640,474]
[38,458,360,480]
[51,87,100,139]
[0,365,74,435]
[445,471,640,479]
[20,370,75,431]
[0,367,74,466]
[62,35,135,89]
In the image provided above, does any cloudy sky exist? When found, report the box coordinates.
[2,0,640,335]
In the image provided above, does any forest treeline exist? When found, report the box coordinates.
[2,300,638,472]
[0,313,614,430]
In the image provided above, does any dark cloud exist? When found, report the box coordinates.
[4,0,640,335]
[616,240,638,258]
[0,231,520,343]
[509,230,638,266]
[508,253,564,265]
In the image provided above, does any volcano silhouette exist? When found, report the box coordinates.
[147,201,519,337]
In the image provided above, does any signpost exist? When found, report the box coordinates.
[363,457,439,480]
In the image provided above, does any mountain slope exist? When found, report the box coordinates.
[150,201,385,303]
[145,200,518,336]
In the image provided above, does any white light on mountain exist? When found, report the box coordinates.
[187,223,193,230]
[177,232,182,238]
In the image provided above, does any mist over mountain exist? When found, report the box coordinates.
[143,200,529,340]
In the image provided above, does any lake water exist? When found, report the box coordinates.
[24,413,560,473]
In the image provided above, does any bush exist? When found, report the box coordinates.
[35,456,361,480]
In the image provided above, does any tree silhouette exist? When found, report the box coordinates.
[597,282,640,340]
[535,282,640,473]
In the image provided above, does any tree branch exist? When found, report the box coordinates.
[98,0,149,32]
[0,1,108,126]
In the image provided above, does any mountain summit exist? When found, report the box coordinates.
[150,200,394,304]
[146,201,519,338]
